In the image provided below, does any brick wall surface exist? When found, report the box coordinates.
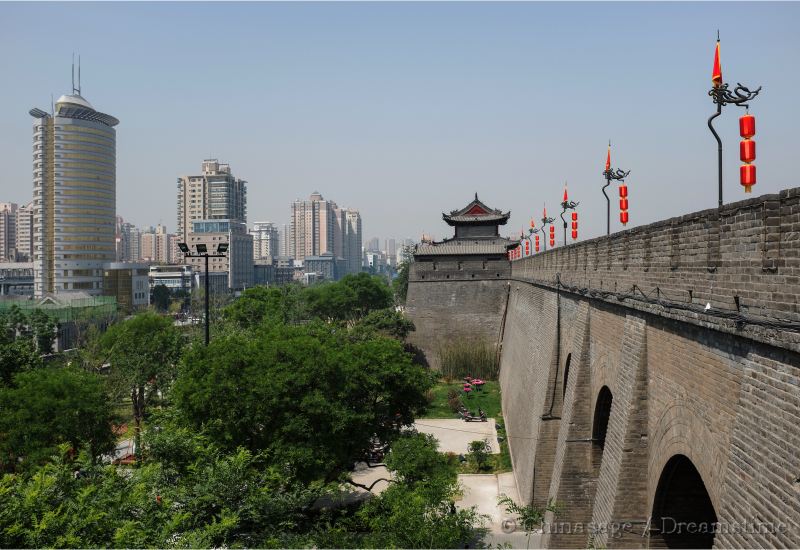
[497,283,558,505]
[499,189,800,548]
[405,277,509,369]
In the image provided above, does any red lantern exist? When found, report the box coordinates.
[739,113,755,139]
[572,230,578,239]
[740,164,756,192]
[549,225,555,247]
[535,234,540,252]
[571,212,577,222]
[525,240,530,255]
[618,183,629,225]
[740,139,756,163]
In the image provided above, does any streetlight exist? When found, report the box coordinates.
[540,206,555,252]
[559,184,579,247]
[707,33,761,207]
[179,242,228,346]
[602,141,630,236]
[528,218,540,254]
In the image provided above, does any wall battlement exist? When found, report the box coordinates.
[512,187,800,353]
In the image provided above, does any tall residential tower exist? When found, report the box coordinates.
[176,159,247,244]
[29,83,119,297]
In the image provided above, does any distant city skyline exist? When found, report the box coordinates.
[1,3,799,242]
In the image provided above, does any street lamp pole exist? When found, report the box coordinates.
[179,242,228,346]
[204,253,210,346]
[540,211,555,252]
[707,34,761,207]
[560,186,579,247]
[603,141,630,236]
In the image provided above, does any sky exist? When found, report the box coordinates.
[1,1,799,243]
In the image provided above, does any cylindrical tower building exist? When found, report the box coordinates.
[30,93,119,297]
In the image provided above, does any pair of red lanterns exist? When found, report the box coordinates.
[740,113,757,192]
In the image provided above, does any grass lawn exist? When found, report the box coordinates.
[422,379,502,419]
[422,379,513,474]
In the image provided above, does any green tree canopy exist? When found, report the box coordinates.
[174,321,433,482]
[222,284,307,328]
[393,258,411,304]
[151,284,171,312]
[0,367,115,471]
[353,308,415,340]
[0,339,42,386]
[100,312,182,450]
[306,273,393,322]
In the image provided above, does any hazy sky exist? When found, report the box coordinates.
[1,2,798,243]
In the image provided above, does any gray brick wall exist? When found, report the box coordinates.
[408,188,800,548]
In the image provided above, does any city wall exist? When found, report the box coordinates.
[500,187,800,547]
[408,187,800,548]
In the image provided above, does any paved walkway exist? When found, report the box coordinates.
[457,471,541,548]
[414,418,500,454]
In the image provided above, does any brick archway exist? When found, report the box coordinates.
[649,454,718,548]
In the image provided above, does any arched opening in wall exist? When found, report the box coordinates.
[650,454,717,549]
[562,353,572,399]
[591,385,613,473]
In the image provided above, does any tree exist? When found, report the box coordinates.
[383,432,451,486]
[349,432,486,548]
[151,284,171,312]
[354,308,415,340]
[174,321,433,482]
[0,367,115,471]
[100,312,182,454]
[497,495,560,549]
[28,308,57,353]
[468,439,492,472]
[305,273,393,322]
[0,339,42,386]
[393,259,411,304]
[222,285,307,328]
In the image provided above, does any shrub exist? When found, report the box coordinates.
[438,338,499,380]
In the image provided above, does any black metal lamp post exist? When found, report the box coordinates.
[179,242,228,346]
[560,194,579,247]
[540,211,555,252]
[528,226,539,255]
[707,83,761,207]
[602,142,630,236]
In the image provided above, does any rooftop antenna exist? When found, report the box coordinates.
[50,94,54,115]
[77,55,81,95]
[71,53,75,94]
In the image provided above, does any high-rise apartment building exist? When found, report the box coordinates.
[0,203,18,262]
[279,223,291,257]
[30,87,118,296]
[117,221,141,263]
[15,202,34,262]
[290,192,337,261]
[289,193,362,278]
[251,221,279,261]
[140,224,179,264]
[176,159,247,244]
[186,220,253,290]
[341,209,362,275]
